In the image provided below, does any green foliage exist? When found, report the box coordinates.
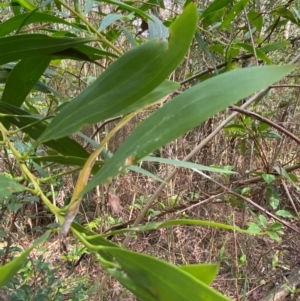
[0,231,50,288]
[0,0,299,300]
[3,253,90,301]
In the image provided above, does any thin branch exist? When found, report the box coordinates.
[191,169,300,234]
[229,105,300,145]
[271,84,300,88]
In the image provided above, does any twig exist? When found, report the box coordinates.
[191,168,300,234]
[229,105,300,145]
[281,179,299,218]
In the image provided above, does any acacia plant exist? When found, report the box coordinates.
[0,0,298,300]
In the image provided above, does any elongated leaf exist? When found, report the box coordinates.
[117,80,179,116]
[260,41,290,53]
[0,102,89,158]
[3,62,63,78]
[102,247,231,301]
[142,156,235,174]
[16,0,36,11]
[129,165,164,182]
[201,0,233,19]
[1,56,51,129]
[202,9,225,28]
[38,4,197,142]
[235,43,272,64]
[74,134,164,182]
[0,34,94,65]
[95,0,149,20]
[272,7,298,24]
[0,174,27,198]
[53,44,118,61]
[148,14,169,39]
[104,219,262,237]
[0,12,74,37]
[0,3,11,7]
[81,65,294,196]
[221,0,250,31]
[30,155,91,166]
[179,264,219,285]
[0,231,50,288]
[247,11,263,34]
[195,31,217,72]
[119,24,137,47]
[99,13,124,31]
[31,155,102,173]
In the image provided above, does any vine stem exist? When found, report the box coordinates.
[0,123,62,221]
[61,112,137,237]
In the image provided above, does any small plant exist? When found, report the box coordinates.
[1,249,90,301]
[247,213,283,241]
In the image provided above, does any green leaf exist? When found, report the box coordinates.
[235,43,272,64]
[30,155,102,170]
[261,131,281,139]
[288,173,298,183]
[148,14,169,39]
[201,0,233,19]
[269,196,279,210]
[195,31,217,72]
[266,185,279,209]
[67,44,118,60]
[82,65,294,196]
[116,80,180,116]
[202,9,225,29]
[0,102,89,158]
[220,0,250,31]
[266,231,280,242]
[246,222,261,233]
[260,41,290,53]
[0,3,11,8]
[247,11,263,34]
[119,24,137,47]
[16,0,36,11]
[38,3,197,142]
[102,247,231,301]
[0,174,27,198]
[262,174,275,184]
[273,166,298,186]
[0,230,50,288]
[272,7,298,25]
[276,210,294,218]
[129,165,164,183]
[95,0,149,19]
[179,264,219,285]
[142,156,235,174]
[209,45,224,57]
[1,56,51,129]
[105,219,262,237]
[267,222,282,231]
[258,215,267,228]
[0,12,75,37]
[0,34,94,65]
[7,202,23,212]
[99,13,124,31]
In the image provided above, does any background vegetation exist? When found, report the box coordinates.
[0,0,300,300]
